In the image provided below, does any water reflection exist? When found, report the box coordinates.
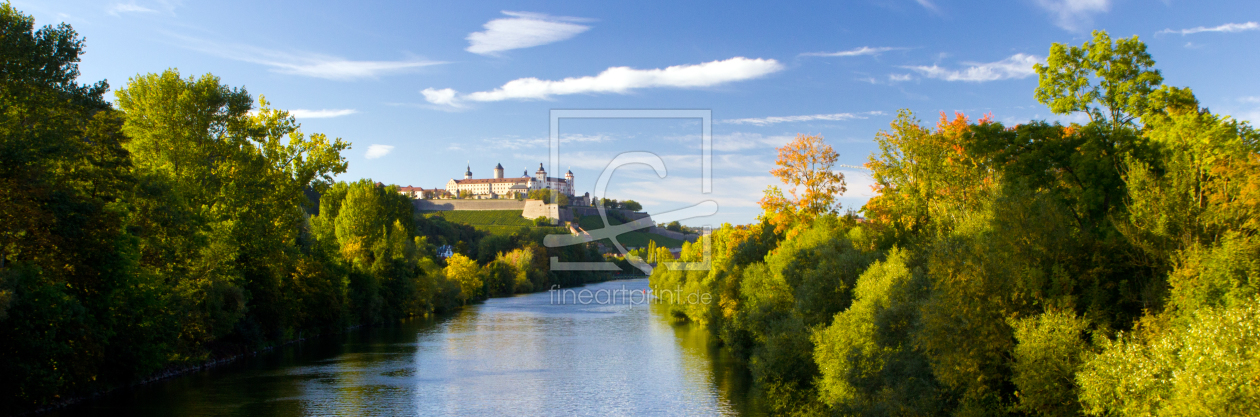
[54,279,763,416]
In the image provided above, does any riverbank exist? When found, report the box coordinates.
[17,273,646,416]
[45,279,765,416]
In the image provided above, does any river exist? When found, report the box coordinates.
[51,278,766,416]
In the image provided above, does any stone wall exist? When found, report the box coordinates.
[414,199,527,211]
[522,200,572,223]
[570,206,650,221]
[646,227,700,242]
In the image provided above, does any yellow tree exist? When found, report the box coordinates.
[759,134,846,233]
[443,253,483,303]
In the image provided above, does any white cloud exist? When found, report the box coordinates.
[289,109,357,118]
[1240,96,1260,104]
[720,111,883,126]
[263,57,442,80]
[421,88,460,107]
[799,46,903,57]
[466,11,592,55]
[1034,0,1110,31]
[171,34,444,80]
[425,57,782,106]
[108,2,157,15]
[904,53,1042,82]
[365,144,394,159]
[889,73,913,82]
[710,132,796,151]
[915,0,939,12]
[1160,21,1260,35]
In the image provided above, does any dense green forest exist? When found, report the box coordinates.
[652,31,1260,415]
[0,5,608,412]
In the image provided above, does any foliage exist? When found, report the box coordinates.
[651,30,1260,417]
[527,188,569,206]
[443,253,483,303]
[1078,298,1260,416]
[760,134,846,233]
[1010,310,1093,417]
[1034,30,1162,130]
[0,4,613,411]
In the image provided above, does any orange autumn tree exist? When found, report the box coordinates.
[759,134,847,233]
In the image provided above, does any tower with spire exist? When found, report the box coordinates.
[464,163,472,180]
[493,162,504,179]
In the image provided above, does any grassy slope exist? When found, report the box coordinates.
[421,210,533,227]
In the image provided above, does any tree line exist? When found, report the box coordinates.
[0,5,606,412]
[652,31,1259,416]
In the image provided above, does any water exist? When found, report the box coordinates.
[54,279,765,416]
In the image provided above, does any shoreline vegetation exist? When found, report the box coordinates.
[650,33,1260,416]
[3,2,1259,416]
[0,5,616,414]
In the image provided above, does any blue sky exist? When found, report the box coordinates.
[18,0,1260,226]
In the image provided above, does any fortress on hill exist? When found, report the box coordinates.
[446,163,575,199]
[394,161,698,244]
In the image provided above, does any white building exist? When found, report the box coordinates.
[445,163,574,199]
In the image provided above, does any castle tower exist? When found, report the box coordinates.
[493,162,504,179]
[464,164,472,180]
[535,163,547,182]
[565,168,574,184]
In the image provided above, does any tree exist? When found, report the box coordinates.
[1034,30,1163,131]
[0,5,168,410]
[443,253,482,303]
[863,112,997,240]
[528,189,569,206]
[621,200,643,212]
[1078,298,1260,416]
[760,134,846,233]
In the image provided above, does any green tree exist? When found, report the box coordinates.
[1034,30,1163,131]
[0,4,170,410]
[1010,310,1094,417]
[1078,298,1260,416]
[813,248,941,415]
[528,189,570,205]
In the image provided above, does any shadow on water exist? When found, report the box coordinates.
[51,279,765,416]
[648,303,769,417]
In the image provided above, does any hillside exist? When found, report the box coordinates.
[576,214,686,248]
[419,210,535,236]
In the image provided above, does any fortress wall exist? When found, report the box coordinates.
[570,206,650,221]
[414,199,527,212]
[522,200,573,223]
[646,227,700,243]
